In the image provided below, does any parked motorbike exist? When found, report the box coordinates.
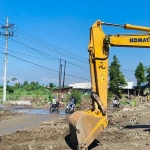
[65,102,75,114]
[50,102,61,114]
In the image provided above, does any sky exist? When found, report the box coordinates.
[0,0,150,86]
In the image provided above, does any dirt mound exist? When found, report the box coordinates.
[0,118,70,150]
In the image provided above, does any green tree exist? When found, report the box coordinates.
[14,82,21,88]
[109,55,127,97]
[135,62,146,96]
[49,83,55,88]
[11,78,17,86]
[11,78,17,82]
[30,81,38,91]
[25,84,32,92]
[146,66,150,93]
[23,81,28,87]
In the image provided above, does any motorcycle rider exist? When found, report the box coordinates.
[69,96,76,111]
[113,95,120,108]
[52,96,58,109]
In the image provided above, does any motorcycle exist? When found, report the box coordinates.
[113,99,120,108]
[50,102,61,114]
[65,101,75,114]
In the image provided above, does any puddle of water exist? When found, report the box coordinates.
[0,105,5,109]
[1,105,66,115]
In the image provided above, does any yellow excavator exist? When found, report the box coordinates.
[69,20,150,150]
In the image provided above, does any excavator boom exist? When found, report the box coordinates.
[107,34,150,47]
[68,20,150,150]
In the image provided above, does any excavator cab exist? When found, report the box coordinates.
[68,20,150,150]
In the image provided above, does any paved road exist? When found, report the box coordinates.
[0,113,66,136]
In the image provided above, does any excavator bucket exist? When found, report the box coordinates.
[69,110,108,150]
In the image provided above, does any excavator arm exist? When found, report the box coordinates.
[107,34,150,47]
[68,20,150,150]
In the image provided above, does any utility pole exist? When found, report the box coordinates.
[61,60,66,102]
[0,17,14,103]
[59,59,62,101]
[62,60,66,89]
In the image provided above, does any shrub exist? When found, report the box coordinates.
[120,99,130,105]
[6,86,14,93]
[63,93,71,103]
[70,89,82,105]
[84,93,90,99]
[108,90,113,100]
[131,99,137,107]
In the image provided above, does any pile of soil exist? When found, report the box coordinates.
[0,118,71,150]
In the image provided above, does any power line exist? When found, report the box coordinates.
[1,13,87,51]
[0,37,90,71]
[14,28,88,62]
[0,52,90,81]
[9,38,89,70]
[13,29,89,65]
[26,25,86,49]
[0,18,5,23]
[0,16,90,70]
[0,47,54,60]
[0,37,136,73]
[0,38,59,61]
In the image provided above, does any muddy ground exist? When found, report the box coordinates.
[0,109,21,122]
[0,100,150,150]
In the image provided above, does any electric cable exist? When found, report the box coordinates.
[0,52,90,81]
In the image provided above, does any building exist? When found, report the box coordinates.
[121,82,135,95]
[68,82,91,94]
[52,87,72,95]
[68,82,136,95]
[52,81,136,96]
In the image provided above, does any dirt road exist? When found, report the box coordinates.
[0,114,66,136]
[0,102,150,150]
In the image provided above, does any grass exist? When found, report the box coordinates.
[0,89,52,102]
[120,99,130,105]
[130,99,137,107]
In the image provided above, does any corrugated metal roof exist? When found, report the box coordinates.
[68,82,91,89]
[69,82,134,90]
[122,82,134,89]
